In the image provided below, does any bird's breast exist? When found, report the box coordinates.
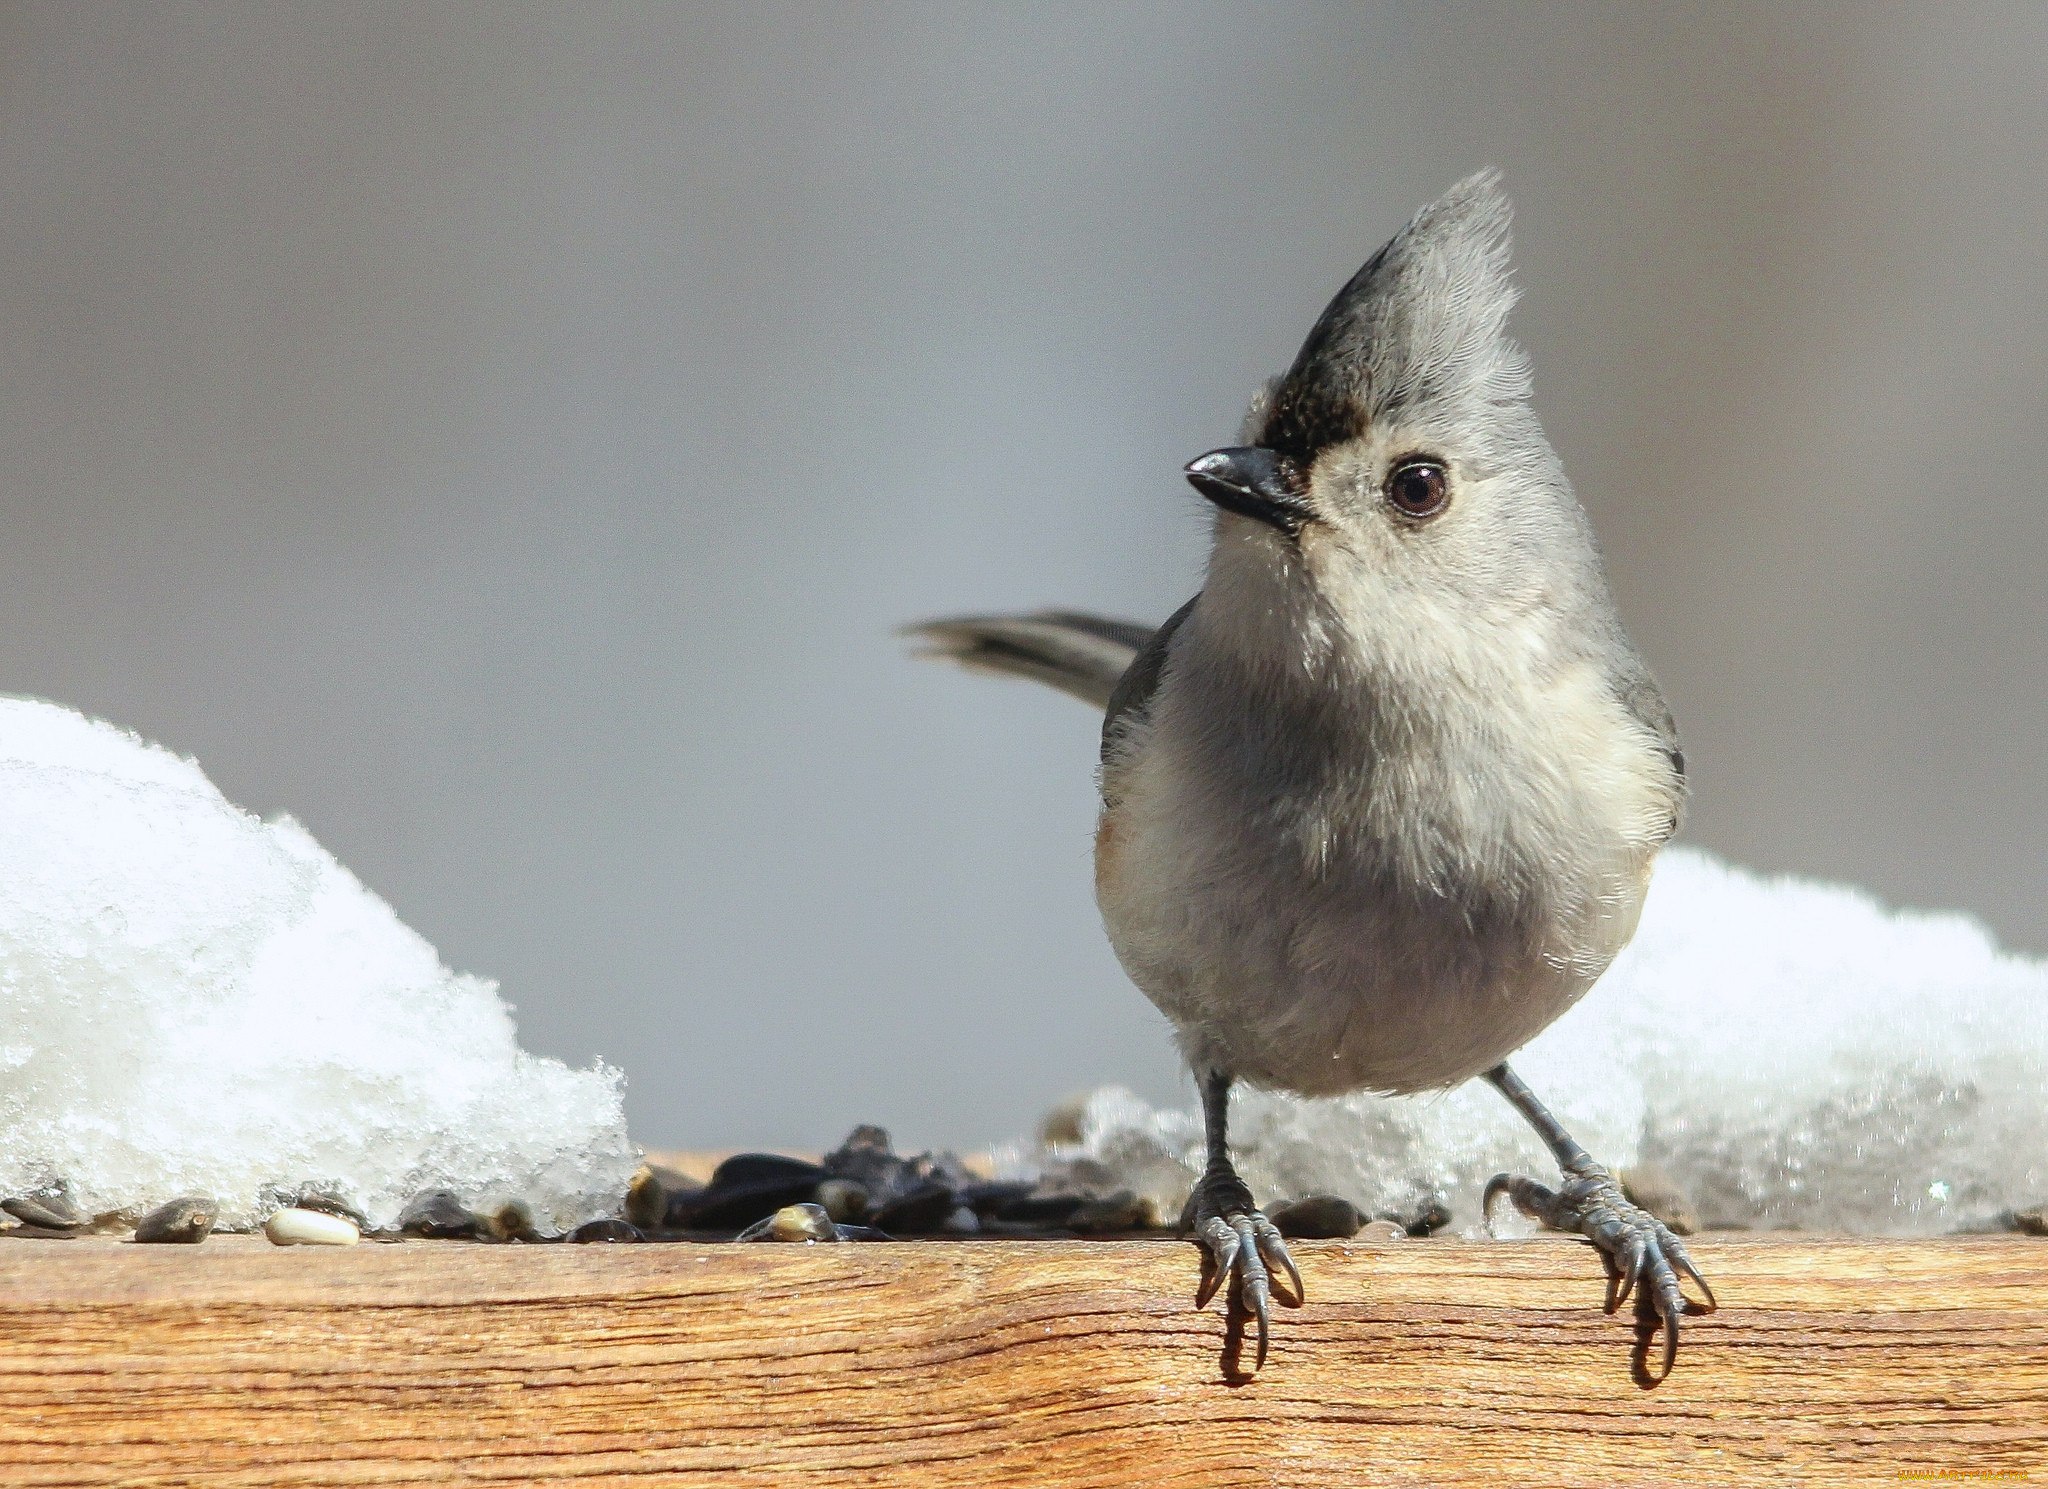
[1093,638,1668,1095]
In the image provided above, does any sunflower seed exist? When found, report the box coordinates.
[134,1196,215,1244]
[264,1207,361,1246]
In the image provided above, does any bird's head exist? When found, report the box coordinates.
[1188,172,1605,663]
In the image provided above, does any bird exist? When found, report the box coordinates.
[906,172,1714,1377]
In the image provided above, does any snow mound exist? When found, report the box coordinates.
[0,696,637,1232]
[1013,848,2048,1235]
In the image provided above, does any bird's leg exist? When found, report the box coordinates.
[1482,1061,1716,1376]
[1183,1069,1303,1374]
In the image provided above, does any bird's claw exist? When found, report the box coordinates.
[1186,1171,1303,1375]
[1484,1166,1715,1379]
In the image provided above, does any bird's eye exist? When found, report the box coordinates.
[1386,459,1450,520]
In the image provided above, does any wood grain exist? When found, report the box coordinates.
[0,1235,2041,1487]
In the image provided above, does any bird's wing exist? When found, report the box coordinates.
[1100,593,1199,786]
[1615,669,1687,841]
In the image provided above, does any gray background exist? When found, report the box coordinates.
[4,3,2044,1152]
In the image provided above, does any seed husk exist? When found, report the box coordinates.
[3,1194,84,1232]
[1269,1194,1366,1240]
[134,1196,216,1244]
[398,1190,484,1240]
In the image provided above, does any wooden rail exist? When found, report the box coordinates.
[0,1234,2041,1486]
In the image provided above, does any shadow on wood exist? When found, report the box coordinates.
[0,1235,2042,1486]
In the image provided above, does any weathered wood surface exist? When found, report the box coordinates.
[0,1235,2041,1487]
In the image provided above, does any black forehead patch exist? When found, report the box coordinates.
[1259,362,1364,465]
[1255,242,1393,465]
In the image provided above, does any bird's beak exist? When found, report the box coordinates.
[1184,447,1313,536]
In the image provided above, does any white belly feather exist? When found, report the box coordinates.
[1096,631,1671,1097]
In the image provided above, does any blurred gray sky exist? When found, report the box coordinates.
[3,3,2044,1151]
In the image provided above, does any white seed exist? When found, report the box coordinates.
[264,1206,360,1247]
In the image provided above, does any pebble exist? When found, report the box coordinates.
[264,1207,361,1247]
[1355,1219,1410,1244]
[1269,1194,1366,1239]
[2012,1206,2046,1236]
[134,1197,215,1244]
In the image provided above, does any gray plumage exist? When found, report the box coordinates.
[908,171,1711,1373]
[901,611,1153,710]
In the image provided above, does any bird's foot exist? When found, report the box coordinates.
[1184,1168,1304,1376]
[1485,1164,1716,1379]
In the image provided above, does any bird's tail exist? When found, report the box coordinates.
[901,611,1153,710]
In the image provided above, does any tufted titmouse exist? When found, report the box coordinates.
[909,173,1714,1376]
